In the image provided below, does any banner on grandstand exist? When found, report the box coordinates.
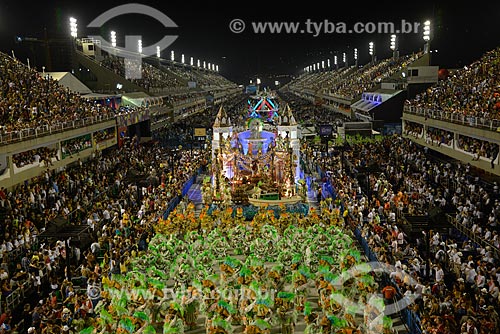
[116,109,150,127]
[194,128,206,137]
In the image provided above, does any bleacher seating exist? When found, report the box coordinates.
[405,47,500,124]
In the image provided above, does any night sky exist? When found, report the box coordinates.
[0,1,499,85]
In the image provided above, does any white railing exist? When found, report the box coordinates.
[404,105,500,132]
[0,113,115,146]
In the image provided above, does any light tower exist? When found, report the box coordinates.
[69,17,77,38]
[354,48,358,67]
[390,34,398,59]
[110,31,116,48]
[423,20,431,54]
[369,41,375,63]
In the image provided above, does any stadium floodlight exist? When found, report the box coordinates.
[212,64,216,71]
[197,59,201,67]
[423,20,431,41]
[156,46,160,58]
[69,17,77,38]
[170,50,175,61]
[181,54,185,64]
[110,31,116,48]
[317,62,320,71]
[216,65,219,72]
[354,48,358,60]
[334,55,337,65]
[256,78,261,85]
[321,60,325,69]
[208,62,211,71]
[327,59,330,67]
[203,61,206,69]
[313,64,316,71]
[369,41,374,56]
[138,40,142,54]
[190,57,194,66]
[390,34,397,51]
[423,20,431,54]
[343,52,346,63]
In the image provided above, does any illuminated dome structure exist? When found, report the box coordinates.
[210,93,303,206]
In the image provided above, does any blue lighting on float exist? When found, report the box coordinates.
[236,130,275,156]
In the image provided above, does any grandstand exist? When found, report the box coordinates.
[328,52,422,101]
[284,52,425,129]
[3,7,500,334]
[84,52,237,95]
[405,47,500,123]
[403,47,500,174]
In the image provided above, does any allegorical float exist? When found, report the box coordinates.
[208,91,306,207]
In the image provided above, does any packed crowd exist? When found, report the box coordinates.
[137,63,185,91]
[403,120,500,168]
[323,136,500,334]
[279,91,352,128]
[426,128,453,147]
[289,67,355,93]
[405,48,500,123]
[99,55,235,92]
[164,92,207,107]
[0,136,209,333]
[61,136,92,159]
[457,135,499,162]
[0,52,114,136]
[164,66,234,87]
[92,128,115,144]
[100,56,185,90]
[329,53,422,100]
[154,94,248,147]
[403,121,423,138]
[12,148,58,168]
[4,75,500,334]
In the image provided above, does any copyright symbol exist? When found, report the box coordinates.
[229,19,245,33]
